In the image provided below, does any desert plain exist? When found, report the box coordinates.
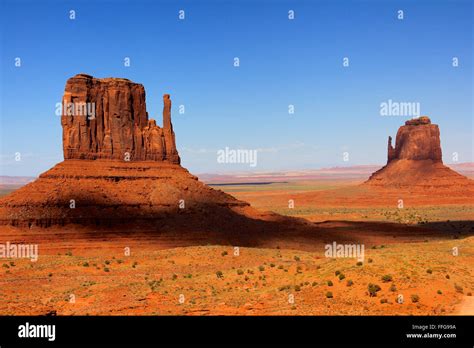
[0,172,473,316]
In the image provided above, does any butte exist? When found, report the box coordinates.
[365,116,473,190]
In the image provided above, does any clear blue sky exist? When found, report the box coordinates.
[1,0,472,176]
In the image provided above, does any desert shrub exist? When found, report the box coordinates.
[356,261,363,266]
[312,282,318,286]
[278,285,291,291]
[237,269,244,275]
[83,262,89,267]
[411,294,420,303]
[437,290,442,295]
[454,284,463,293]
[326,291,333,298]
[382,274,393,282]
[368,258,373,263]
[380,298,388,304]
[270,263,275,268]
[104,267,110,272]
[65,251,73,256]
[389,284,397,292]
[216,271,223,278]
[296,266,302,273]
[258,265,265,272]
[368,283,381,297]
[338,273,346,280]
[278,265,284,270]
[295,285,301,292]
[347,280,354,287]
[467,292,472,296]
[221,251,228,256]
[104,260,111,265]
[294,256,300,261]
[117,259,123,264]
[445,274,450,279]
[335,270,341,276]
[426,269,433,274]
[327,280,333,286]
[172,274,178,280]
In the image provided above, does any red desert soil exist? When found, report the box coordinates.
[0,78,472,315]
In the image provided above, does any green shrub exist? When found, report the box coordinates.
[368,283,381,297]
[338,273,345,280]
[382,274,393,282]
[237,269,244,275]
[216,271,224,278]
[326,291,333,298]
[437,290,442,295]
[327,280,333,286]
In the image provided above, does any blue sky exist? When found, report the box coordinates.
[1,0,472,176]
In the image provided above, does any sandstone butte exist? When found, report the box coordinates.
[0,74,302,231]
[366,116,472,188]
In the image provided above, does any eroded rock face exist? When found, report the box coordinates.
[61,74,180,163]
[367,116,472,187]
[387,116,442,163]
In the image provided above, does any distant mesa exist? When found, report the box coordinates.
[367,116,472,188]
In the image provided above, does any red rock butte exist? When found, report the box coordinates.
[1,74,287,229]
[62,74,180,163]
[366,116,472,188]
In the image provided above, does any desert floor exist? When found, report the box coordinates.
[0,179,473,315]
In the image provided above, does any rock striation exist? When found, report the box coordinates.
[61,74,180,163]
[367,116,472,188]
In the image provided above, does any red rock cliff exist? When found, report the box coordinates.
[387,116,442,163]
[61,74,180,163]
